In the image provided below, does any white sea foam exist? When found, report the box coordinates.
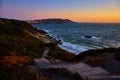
[92,36,100,40]
[42,29,90,55]
[81,35,102,42]
[41,29,54,37]
[33,23,120,55]
[44,29,50,33]
[58,42,89,55]
[82,35,101,40]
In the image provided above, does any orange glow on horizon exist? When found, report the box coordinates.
[4,6,120,23]
[1,0,120,23]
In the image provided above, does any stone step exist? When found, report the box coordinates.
[49,64,72,68]
[72,66,93,74]
[88,76,120,80]
[67,62,91,69]
[49,62,91,70]
[32,58,51,68]
[48,62,110,80]
[66,62,92,74]
[77,67,110,80]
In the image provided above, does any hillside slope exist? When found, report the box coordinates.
[0,18,75,80]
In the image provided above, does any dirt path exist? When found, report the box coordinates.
[42,47,50,58]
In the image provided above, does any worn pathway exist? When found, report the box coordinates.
[42,47,50,58]
[30,48,120,80]
[49,62,110,80]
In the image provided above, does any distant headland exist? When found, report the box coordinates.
[27,18,76,24]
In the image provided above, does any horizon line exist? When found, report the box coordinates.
[0,17,120,24]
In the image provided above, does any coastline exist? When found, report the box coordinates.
[37,27,120,56]
[32,29,120,79]
[36,27,89,55]
[1,18,120,80]
[35,28,76,60]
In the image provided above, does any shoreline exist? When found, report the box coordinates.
[40,28,120,60]
[37,28,115,55]
[1,18,120,80]
[36,28,89,55]
[33,23,120,56]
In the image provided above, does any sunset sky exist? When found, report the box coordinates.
[0,0,120,23]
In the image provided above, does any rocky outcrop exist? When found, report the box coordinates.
[73,48,117,61]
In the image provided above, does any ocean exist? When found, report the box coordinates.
[33,23,120,55]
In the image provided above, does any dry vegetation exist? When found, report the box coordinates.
[0,18,76,80]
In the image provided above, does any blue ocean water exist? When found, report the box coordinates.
[33,23,120,55]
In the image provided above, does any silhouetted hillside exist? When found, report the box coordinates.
[27,18,76,24]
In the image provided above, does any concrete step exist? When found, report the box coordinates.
[77,67,110,80]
